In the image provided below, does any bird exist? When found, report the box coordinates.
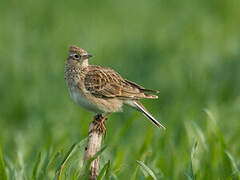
[64,46,165,132]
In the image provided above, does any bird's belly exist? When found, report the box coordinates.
[69,89,102,113]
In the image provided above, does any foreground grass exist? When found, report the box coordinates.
[1,109,240,179]
[0,0,240,179]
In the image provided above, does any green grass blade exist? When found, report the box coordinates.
[32,152,42,180]
[185,161,195,180]
[136,160,157,180]
[131,164,139,180]
[97,160,110,180]
[191,122,208,150]
[110,172,118,180]
[55,138,87,180]
[86,145,107,171]
[0,147,8,180]
[185,142,197,180]
[225,151,240,176]
[56,143,77,180]
[81,145,107,180]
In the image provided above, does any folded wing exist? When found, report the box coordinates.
[84,66,158,99]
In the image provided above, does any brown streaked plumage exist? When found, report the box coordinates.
[64,46,165,129]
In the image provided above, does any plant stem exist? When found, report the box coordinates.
[83,116,105,180]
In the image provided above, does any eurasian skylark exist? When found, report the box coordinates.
[64,46,165,131]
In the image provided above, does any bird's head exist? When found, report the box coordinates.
[67,46,93,67]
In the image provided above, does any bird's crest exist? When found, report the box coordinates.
[69,46,87,54]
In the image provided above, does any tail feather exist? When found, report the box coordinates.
[144,94,158,99]
[125,79,160,93]
[132,101,166,129]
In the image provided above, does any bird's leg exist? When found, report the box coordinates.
[93,114,103,122]
[92,114,105,134]
[102,113,111,122]
[101,113,111,137]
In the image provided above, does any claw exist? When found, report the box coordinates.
[90,113,111,135]
[91,114,106,134]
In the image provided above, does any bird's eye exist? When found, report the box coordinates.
[73,54,81,59]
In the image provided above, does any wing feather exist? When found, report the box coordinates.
[84,66,158,99]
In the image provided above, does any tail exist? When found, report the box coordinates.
[128,100,166,129]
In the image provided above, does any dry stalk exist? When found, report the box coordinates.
[83,115,105,180]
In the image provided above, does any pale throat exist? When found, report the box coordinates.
[81,59,89,67]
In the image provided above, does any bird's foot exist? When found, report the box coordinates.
[90,113,111,136]
[92,114,107,135]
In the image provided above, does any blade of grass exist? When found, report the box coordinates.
[32,152,42,180]
[185,161,195,180]
[97,160,110,180]
[225,151,240,176]
[81,145,107,180]
[57,143,77,180]
[131,164,140,180]
[131,150,153,180]
[38,149,51,180]
[136,160,157,180]
[0,147,8,180]
[110,172,118,180]
[185,142,197,180]
[55,138,87,180]
[191,122,208,150]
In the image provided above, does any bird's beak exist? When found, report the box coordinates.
[83,54,93,59]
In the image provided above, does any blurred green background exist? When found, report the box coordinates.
[0,0,240,179]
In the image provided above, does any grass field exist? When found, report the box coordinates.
[0,0,240,179]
